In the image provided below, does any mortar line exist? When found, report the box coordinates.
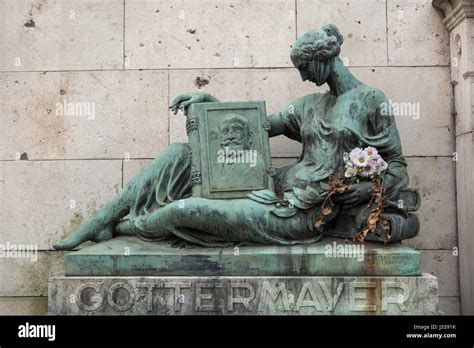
[456,130,473,137]
[0,158,154,162]
[0,65,451,74]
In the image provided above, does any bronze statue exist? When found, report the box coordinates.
[53,24,420,250]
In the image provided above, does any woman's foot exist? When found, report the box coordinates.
[53,224,114,250]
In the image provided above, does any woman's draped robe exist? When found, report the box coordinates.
[125,91,419,246]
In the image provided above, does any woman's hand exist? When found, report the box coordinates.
[332,181,374,206]
[169,92,219,115]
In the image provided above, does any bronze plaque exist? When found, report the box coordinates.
[187,101,274,199]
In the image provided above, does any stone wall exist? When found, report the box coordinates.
[0,0,459,314]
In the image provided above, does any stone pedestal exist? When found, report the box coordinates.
[49,274,438,315]
[48,236,439,315]
[63,236,421,277]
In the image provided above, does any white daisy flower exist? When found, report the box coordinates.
[360,163,376,177]
[364,146,378,158]
[349,147,363,164]
[353,151,369,168]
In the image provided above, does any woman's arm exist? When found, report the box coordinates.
[171,92,304,141]
[266,101,303,141]
[267,111,288,137]
[169,92,219,115]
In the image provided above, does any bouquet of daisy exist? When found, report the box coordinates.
[315,146,391,243]
[343,146,388,180]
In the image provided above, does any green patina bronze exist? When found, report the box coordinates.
[64,236,421,277]
[53,24,421,251]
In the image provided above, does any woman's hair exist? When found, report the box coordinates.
[290,24,344,63]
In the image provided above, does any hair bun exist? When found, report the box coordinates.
[290,24,344,62]
[321,24,344,46]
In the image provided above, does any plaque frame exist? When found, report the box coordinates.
[187,101,274,199]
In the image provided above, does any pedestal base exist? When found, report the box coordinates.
[64,236,421,276]
[48,274,439,315]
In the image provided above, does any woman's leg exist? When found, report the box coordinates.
[53,143,192,250]
[52,189,132,250]
[132,197,316,246]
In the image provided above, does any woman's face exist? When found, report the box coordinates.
[296,58,334,86]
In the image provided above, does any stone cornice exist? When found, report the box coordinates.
[433,0,474,31]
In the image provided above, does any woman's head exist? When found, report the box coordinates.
[291,24,343,86]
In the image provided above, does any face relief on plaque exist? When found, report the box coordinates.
[186,101,273,198]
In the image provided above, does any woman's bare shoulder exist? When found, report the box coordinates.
[357,85,388,108]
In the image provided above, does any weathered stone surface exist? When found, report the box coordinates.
[0,251,65,297]
[48,274,439,315]
[448,17,474,79]
[0,0,123,71]
[438,296,461,315]
[297,0,387,66]
[452,81,473,136]
[125,0,295,69]
[64,236,421,277]
[454,131,474,313]
[0,297,47,315]
[0,71,168,160]
[387,0,449,66]
[272,157,298,168]
[169,67,453,158]
[421,250,459,297]
[0,160,121,249]
[403,157,456,250]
